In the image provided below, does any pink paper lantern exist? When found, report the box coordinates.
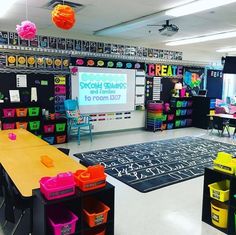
[16,20,37,40]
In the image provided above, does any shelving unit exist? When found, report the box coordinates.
[162,97,193,130]
[32,183,115,235]
[192,96,216,129]
[0,102,67,145]
[202,168,236,235]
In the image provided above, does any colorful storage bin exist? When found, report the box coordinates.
[186,119,192,126]
[187,101,193,107]
[176,110,181,116]
[16,122,28,130]
[29,121,40,131]
[167,123,174,130]
[176,101,182,108]
[182,101,188,107]
[168,114,174,121]
[40,172,75,200]
[56,135,66,144]
[181,120,187,127]
[56,123,66,132]
[2,123,15,130]
[74,165,106,192]
[83,198,110,228]
[161,124,167,130]
[16,108,27,117]
[3,108,15,117]
[28,107,40,117]
[175,120,181,128]
[44,124,55,134]
[43,136,55,145]
[162,115,167,122]
[84,226,106,235]
[47,205,78,235]
[181,109,187,116]
[187,109,193,115]
[211,200,228,228]
[208,180,230,202]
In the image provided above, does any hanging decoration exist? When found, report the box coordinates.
[16,0,37,40]
[71,66,78,75]
[52,4,76,30]
[16,21,37,40]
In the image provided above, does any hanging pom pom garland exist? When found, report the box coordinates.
[52,4,76,30]
[16,20,37,40]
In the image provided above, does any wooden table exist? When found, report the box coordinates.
[0,129,48,150]
[0,145,86,197]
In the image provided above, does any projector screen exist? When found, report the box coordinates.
[72,67,136,114]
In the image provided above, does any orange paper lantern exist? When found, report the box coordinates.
[52,4,76,30]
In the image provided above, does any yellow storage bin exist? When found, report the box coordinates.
[213,152,236,174]
[210,110,215,116]
[208,180,230,202]
[211,200,228,228]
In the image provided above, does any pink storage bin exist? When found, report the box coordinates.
[167,114,174,121]
[3,108,15,117]
[43,124,55,134]
[3,123,15,130]
[47,205,78,235]
[40,172,75,200]
[147,103,163,111]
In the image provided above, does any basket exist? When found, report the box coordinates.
[16,122,28,130]
[84,225,106,235]
[176,101,182,108]
[2,123,15,130]
[40,172,75,200]
[56,123,66,132]
[167,123,174,130]
[29,121,40,131]
[211,200,228,228]
[28,107,40,117]
[175,120,181,128]
[167,114,174,121]
[176,110,181,116]
[187,101,193,107]
[83,198,110,228]
[187,109,193,115]
[182,101,188,107]
[56,135,66,144]
[16,108,27,117]
[208,180,230,202]
[181,109,187,116]
[43,136,55,145]
[186,119,192,126]
[74,165,106,192]
[162,115,167,122]
[47,205,78,235]
[3,108,15,117]
[180,120,187,127]
[44,125,55,134]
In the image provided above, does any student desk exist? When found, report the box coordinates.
[0,145,86,197]
[0,129,48,150]
[208,113,236,119]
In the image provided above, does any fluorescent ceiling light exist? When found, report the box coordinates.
[0,0,18,18]
[216,47,236,53]
[166,31,236,46]
[165,0,236,17]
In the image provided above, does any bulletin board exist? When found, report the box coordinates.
[0,72,70,112]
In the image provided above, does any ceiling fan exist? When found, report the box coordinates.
[147,20,179,37]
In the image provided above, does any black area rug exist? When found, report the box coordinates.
[74,137,236,193]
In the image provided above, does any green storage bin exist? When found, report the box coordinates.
[162,115,167,121]
[176,109,181,116]
[56,123,66,132]
[176,101,182,108]
[29,121,40,131]
[28,107,40,117]
[175,120,181,128]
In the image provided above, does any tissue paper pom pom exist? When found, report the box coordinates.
[16,21,37,40]
[52,4,76,30]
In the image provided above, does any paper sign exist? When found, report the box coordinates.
[9,90,20,102]
[16,74,27,88]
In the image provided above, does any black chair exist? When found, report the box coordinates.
[211,116,230,137]
[57,147,70,155]
[2,171,32,235]
[229,119,236,137]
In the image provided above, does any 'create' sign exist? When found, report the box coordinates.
[147,64,183,77]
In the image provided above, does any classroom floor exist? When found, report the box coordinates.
[58,127,236,235]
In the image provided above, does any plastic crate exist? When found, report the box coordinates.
[56,123,66,132]
[16,122,28,130]
[181,120,187,127]
[167,114,174,121]
[176,110,181,116]
[175,120,181,128]
[186,119,192,126]
[74,165,106,192]
[167,123,174,130]
[187,101,193,107]
[3,108,15,117]
[16,108,27,117]
[40,172,75,200]
[83,198,110,228]
[29,121,40,131]
[56,135,66,144]
[176,101,182,108]
[47,205,78,235]
[43,136,55,145]
[2,123,15,130]
[182,101,188,107]
[180,109,187,116]
[211,200,228,228]
[208,180,230,202]
[44,124,55,134]
[187,109,193,115]
[161,123,167,130]
[28,107,40,117]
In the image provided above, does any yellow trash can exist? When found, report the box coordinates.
[211,200,228,228]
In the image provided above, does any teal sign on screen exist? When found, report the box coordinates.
[79,72,127,106]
